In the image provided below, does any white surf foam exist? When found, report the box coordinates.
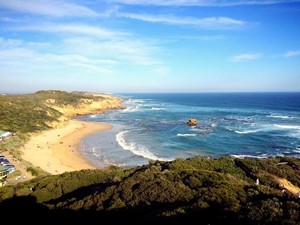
[274,124,300,130]
[235,129,260,134]
[116,131,173,161]
[293,148,300,153]
[267,115,293,119]
[177,133,197,137]
[92,148,100,157]
[151,107,165,110]
[122,98,145,112]
[231,154,268,159]
[122,106,140,112]
[126,99,144,103]
[235,123,300,135]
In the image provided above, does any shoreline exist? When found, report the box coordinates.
[21,120,113,175]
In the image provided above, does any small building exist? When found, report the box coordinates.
[0,166,8,187]
[0,130,12,141]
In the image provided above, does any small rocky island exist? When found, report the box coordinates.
[187,118,197,126]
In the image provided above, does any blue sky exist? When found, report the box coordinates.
[0,0,299,93]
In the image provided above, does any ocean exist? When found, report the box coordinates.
[78,93,300,168]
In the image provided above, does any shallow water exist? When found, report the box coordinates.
[79,93,300,168]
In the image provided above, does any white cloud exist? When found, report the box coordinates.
[0,37,23,47]
[45,53,117,65]
[0,37,116,76]
[0,30,167,79]
[119,13,245,29]
[0,37,51,50]
[0,47,114,76]
[44,54,115,75]
[152,66,170,75]
[0,48,35,60]
[63,38,161,66]
[283,50,300,58]
[11,24,127,39]
[0,0,98,17]
[178,35,225,41]
[162,35,225,42]
[230,53,262,62]
[0,16,22,22]
[107,0,300,6]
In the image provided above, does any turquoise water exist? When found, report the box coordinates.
[79,93,300,168]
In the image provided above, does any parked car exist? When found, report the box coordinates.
[0,161,10,166]
[6,166,16,173]
[1,161,11,167]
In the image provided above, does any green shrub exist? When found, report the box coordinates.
[27,167,39,176]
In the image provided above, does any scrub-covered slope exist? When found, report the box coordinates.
[0,156,299,225]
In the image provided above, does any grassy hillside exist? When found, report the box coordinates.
[0,90,104,133]
[0,90,123,173]
[0,156,299,224]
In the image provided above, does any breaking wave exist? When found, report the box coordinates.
[267,115,294,119]
[151,107,165,110]
[231,154,268,159]
[116,131,173,161]
[177,133,197,137]
[274,124,300,130]
[235,130,260,134]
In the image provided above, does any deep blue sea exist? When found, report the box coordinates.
[78,93,300,168]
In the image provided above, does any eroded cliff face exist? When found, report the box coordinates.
[44,93,125,127]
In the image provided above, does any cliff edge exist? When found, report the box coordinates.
[0,90,125,132]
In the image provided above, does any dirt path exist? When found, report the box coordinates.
[277,178,300,195]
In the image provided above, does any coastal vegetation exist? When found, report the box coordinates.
[0,90,123,176]
[0,156,299,224]
[0,91,299,224]
[0,90,105,133]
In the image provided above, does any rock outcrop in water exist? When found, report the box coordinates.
[187,118,197,126]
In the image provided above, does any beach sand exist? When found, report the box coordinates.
[21,120,112,175]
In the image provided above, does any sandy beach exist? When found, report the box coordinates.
[21,120,113,175]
